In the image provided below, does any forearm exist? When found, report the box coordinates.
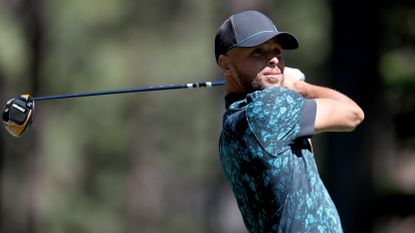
[293,81,365,132]
[293,81,357,106]
[283,70,364,132]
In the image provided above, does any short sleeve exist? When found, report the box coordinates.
[246,87,314,155]
[298,99,316,138]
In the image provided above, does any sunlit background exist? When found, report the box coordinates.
[1,0,414,232]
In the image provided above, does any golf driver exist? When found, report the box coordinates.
[2,81,224,137]
[2,67,305,138]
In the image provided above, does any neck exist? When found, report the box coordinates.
[224,92,248,109]
[225,76,248,95]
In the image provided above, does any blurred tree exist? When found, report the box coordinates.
[328,0,415,232]
[7,0,45,233]
[371,1,415,232]
[327,0,380,232]
[0,70,4,231]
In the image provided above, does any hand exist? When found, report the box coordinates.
[285,67,305,81]
[283,67,306,93]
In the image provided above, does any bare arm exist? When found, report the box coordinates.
[283,74,365,134]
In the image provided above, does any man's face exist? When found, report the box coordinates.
[226,38,285,92]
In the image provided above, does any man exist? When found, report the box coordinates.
[216,11,364,232]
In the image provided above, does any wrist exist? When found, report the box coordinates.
[293,81,305,95]
[294,81,314,99]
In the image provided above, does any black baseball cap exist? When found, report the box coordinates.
[214,11,299,63]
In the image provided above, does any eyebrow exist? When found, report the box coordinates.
[249,44,282,53]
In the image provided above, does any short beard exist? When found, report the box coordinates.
[232,66,260,93]
[231,64,283,93]
[235,73,256,93]
[237,71,285,92]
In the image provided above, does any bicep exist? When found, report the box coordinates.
[314,98,363,134]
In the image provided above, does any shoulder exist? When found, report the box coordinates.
[246,87,304,117]
[248,87,303,106]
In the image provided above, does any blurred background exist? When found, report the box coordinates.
[0,0,414,232]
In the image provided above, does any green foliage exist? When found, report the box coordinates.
[0,5,28,93]
[379,49,415,89]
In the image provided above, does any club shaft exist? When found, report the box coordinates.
[33,81,225,102]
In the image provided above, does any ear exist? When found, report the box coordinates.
[217,54,232,76]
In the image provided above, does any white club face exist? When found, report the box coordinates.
[12,103,26,113]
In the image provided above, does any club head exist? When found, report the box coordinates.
[2,94,35,137]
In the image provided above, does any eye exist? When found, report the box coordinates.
[272,48,283,59]
[272,47,282,54]
[251,48,263,58]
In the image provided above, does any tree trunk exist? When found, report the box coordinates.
[327,0,381,232]
[21,0,44,232]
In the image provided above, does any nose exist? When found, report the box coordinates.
[268,56,280,67]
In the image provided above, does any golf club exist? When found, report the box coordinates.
[2,67,305,138]
[2,81,225,138]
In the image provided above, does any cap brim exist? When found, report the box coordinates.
[236,31,299,50]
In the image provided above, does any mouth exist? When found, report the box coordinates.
[262,71,283,82]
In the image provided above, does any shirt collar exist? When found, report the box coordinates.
[224,93,248,109]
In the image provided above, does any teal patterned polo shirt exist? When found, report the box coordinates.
[219,87,343,233]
